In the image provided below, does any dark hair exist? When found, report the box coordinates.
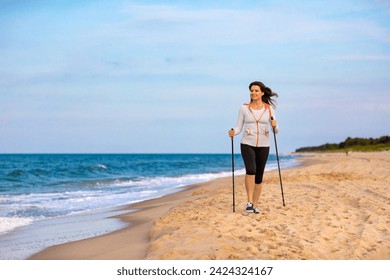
[249,81,278,108]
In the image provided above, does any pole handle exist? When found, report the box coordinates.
[270,117,277,133]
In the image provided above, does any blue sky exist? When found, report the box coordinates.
[1,0,389,153]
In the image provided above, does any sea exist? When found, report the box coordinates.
[0,153,298,259]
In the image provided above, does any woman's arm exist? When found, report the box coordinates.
[228,106,245,137]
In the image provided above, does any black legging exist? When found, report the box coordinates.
[240,144,270,184]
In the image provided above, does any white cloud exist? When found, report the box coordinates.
[116,1,390,45]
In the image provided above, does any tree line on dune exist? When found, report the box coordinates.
[295,136,390,152]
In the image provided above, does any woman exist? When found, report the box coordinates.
[228,81,279,214]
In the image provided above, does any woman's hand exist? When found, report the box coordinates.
[228,128,235,138]
[271,119,277,128]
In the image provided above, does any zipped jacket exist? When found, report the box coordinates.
[233,103,279,147]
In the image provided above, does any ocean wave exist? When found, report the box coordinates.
[4,164,110,180]
[101,170,244,188]
[0,169,246,234]
[6,170,27,177]
[0,154,299,235]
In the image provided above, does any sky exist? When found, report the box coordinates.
[0,0,389,154]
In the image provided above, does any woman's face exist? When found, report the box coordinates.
[250,85,263,101]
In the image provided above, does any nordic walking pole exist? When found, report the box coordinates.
[230,129,236,212]
[271,117,286,207]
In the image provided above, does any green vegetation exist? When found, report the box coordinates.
[295,136,390,153]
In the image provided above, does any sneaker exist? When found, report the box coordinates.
[245,202,253,213]
[253,208,260,214]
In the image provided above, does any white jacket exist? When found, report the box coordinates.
[233,103,279,147]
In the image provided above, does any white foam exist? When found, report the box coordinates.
[107,170,245,189]
[0,207,129,259]
[0,217,34,235]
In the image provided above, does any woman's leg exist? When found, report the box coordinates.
[252,183,263,209]
[240,144,256,206]
[245,174,255,204]
[253,147,270,209]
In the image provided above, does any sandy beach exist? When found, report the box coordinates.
[30,151,390,260]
